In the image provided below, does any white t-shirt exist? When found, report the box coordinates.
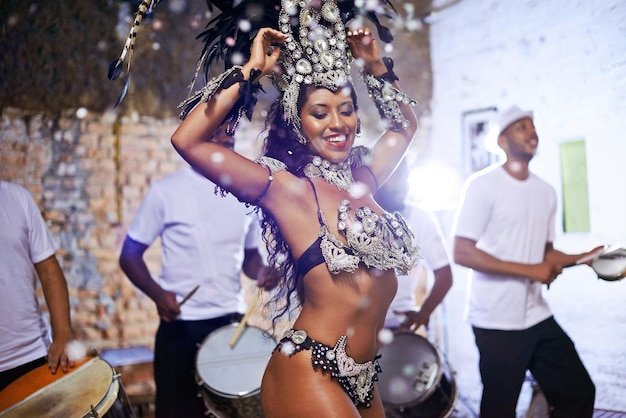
[0,181,56,372]
[385,204,451,328]
[452,164,555,330]
[127,167,262,320]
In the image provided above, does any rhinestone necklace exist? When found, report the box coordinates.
[303,155,355,191]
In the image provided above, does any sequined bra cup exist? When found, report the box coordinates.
[257,155,419,277]
[301,179,418,276]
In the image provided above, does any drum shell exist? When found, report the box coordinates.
[378,332,457,418]
[384,365,457,418]
[378,332,443,407]
[0,357,132,418]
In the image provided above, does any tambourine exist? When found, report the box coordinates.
[577,245,626,281]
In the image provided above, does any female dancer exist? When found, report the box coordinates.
[171,2,419,416]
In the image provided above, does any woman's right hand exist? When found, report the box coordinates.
[243,28,288,79]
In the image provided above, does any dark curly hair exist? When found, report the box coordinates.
[258,83,359,335]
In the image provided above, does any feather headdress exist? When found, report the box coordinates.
[191,0,396,80]
[107,0,163,107]
[180,0,398,136]
[109,0,398,124]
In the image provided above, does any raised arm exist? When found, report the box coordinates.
[346,27,418,189]
[171,28,288,204]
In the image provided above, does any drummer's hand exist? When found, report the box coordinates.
[580,245,606,266]
[156,291,181,322]
[256,266,279,291]
[48,337,74,374]
[395,309,430,333]
[529,262,562,285]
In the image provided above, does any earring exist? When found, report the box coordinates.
[294,127,309,145]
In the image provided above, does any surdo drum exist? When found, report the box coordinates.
[378,332,458,418]
[195,323,275,418]
[0,357,132,418]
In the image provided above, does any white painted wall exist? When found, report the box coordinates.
[418,1,626,415]
[427,0,626,242]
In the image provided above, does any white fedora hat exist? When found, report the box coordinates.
[494,105,534,135]
[484,105,534,154]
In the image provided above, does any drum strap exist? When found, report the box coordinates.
[275,329,381,409]
[0,357,47,392]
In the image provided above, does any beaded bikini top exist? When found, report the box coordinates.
[257,154,419,276]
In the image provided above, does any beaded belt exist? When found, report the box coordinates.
[275,329,381,408]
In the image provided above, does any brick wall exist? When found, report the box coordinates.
[1,108,187,351]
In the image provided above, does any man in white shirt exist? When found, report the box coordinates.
[452,105,600,418]
[119,131,265,418]
[375,161,453,334]
[0,181,74,391]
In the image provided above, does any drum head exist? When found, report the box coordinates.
[378,333,443,408]
[0,357,119,418]
[592,248,626,281]
[196,324,275,398]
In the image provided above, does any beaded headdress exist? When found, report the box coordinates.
[108,0,397,134]
[274,0,352,137]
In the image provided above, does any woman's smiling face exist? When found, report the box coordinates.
[300,86,358,164]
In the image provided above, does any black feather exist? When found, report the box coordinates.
[108,59,124,81]
[205,0,234,12]
[107,0,161,103]
[195,0,280,80]
[195,0,398,80]
[114,75,131,108]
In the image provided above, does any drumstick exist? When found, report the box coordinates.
[178,284,200,308]
[575,245,620,265]
[229,302,257,348]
